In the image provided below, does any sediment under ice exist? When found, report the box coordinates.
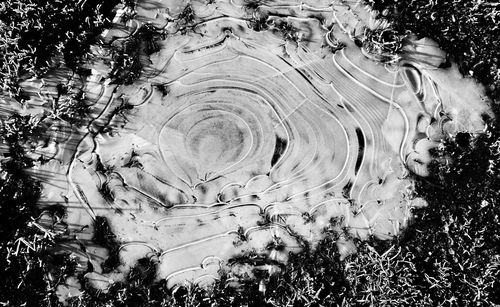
[4,0,491,296]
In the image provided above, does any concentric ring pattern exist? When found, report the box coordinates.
[27,0,491,292]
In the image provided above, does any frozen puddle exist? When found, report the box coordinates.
[25,0,491,293]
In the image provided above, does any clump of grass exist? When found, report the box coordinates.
[400,125,500,305]
[122,149,143,169]
[265,235,286,252]
[1,114,42,147]
[92,216,117,246]
[1,137,77,306]
[345,241,429,306]
[109,38,143,85]
[109,24,164,84]
[328,35,346,52]
[155,83,169,97]
[1,113,45,166]
[360,27,402,63]
[52,84,93,127]
[243,0,268,11]
[273,20,300,43]
[247,10,269,32]
[176,4,196,33]
[232,225,247,246]
[264,236,349,306]
[0,0,123,98]
[365,0,500,99]
[92,216,121,273]
[127,257,158,285]
[301,211,315,223]
[98,182,115,203]
[94,155,115,175]
[228,250,278,267]
[139,24,165,56]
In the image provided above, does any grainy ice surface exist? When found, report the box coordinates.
[8,0,490,298]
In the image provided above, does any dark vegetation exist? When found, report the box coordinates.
[1,0,500,306]
[0,0,123,98]
[400,127,500,305]
[248,11,270,32]
[93,216,122,273]
[272,20,300,44]
[345,0,500,305]
[244,4,299,43]
[359,27,402,63]
[366,0,500,99]
[243,0,270,11]
[0,0,137,305]
[52,84,93,127]
[173,4,197,34]
[262,236,349,306]
[344,123,500,306]
[0,114,77,306]
[109,24,164,84]
[1,113,43,163]
[67,236,349,307]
